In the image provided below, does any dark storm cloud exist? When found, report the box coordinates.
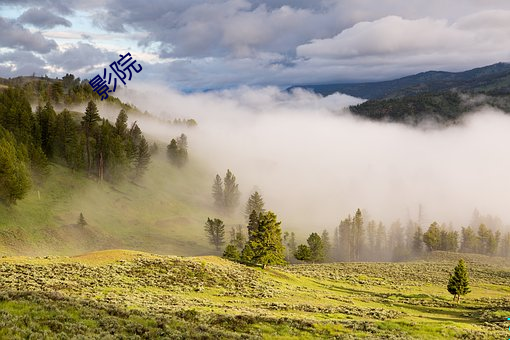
[46,42,117,71]
[18,7,72,29]
[0,16,57,53]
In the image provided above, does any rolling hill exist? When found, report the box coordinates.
[289,62,510,100]
[0,249,508,338]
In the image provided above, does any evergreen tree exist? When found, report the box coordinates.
[412,226,423,254]
[500,232,510,258]
[78,213,87,226]
[0,88,33,145]
[115,109,128,137]
[307,232,325,263]
[212,174,224,211]
[244,191,265,220]
[204,218,225,251]
[366,220,377,259]
[294,244,312,262]
[460,226,478,253]
[166,134,188,167]
[81,100,100,174]
[223,244,240,262]
[352,209,364,261]
[332,227,341,261]
[177,133,188,150]
[134,136,151,180]
[36,102,57,158]
[477,224,498,255]
[240,243,255,264]
[229,225,246,251]
[321,229,331,262]
[375,222,387,258]
[447,259,471,303]
[444,230,459,252]
[150,142,159,155]
[127,122,142,163]
[338,216,352,261]
[423,222,441,251]
[55,109,80,168]
[0,131,31,205]
[245,211,286,268]
[223,169,240,214]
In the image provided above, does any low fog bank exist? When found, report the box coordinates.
[117,84,510,231]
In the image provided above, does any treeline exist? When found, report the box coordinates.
[0,86,151,205]
[349,91,510,124]
[1,74,135,110]
[296,209,510,263]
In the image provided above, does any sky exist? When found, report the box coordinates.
[1,0,510,90]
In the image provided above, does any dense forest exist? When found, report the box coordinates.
[0,76,152,206]
[349,92,510,124]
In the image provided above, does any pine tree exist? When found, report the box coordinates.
[352,209,364,261]
[307,232,325,263]
[229,225,246,251]
[240,243,255,264]
[166,134,188,167]
[0,131,31,205]
[245,211,286,268]
[36,102,57,158]
[423,222,441,251]
[283,231,297,262]
[212,174,224,210]
[500,232,510,258]
[294,244,312,262]
[366,220,377,259]
[244,191,265,220]
[134,136,151,179]
[332,227,341,261]
[447,259,471,303]
[376,221,387,256]
[321,230,331,262]
[338,216,352,261]
[81,100,100,174]
[78,213,87,226]
[247,210,259,241]
[204,218,225,251]
[55,109,80,168]
[223,169,240,214]
[115,109,128,137]
[223,244,240,262]
[412,226,423,254]
[460,226,478,253]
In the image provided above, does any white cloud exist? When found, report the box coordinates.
[297,12,510,68]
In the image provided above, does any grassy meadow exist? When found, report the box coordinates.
[0,152,221,256]
[0,250,508,339]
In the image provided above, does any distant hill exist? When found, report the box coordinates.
[290,63,510,124]
[289,62,510,100]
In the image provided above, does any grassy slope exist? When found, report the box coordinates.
[0,250,508,339]
[0,152,224,256]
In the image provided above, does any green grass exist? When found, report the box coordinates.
[0,153,227,256]
[0,250,508,338]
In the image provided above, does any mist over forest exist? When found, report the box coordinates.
[116,84,510,233]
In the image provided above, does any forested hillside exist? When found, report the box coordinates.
[0,76,215,256]
[290,63,510,124]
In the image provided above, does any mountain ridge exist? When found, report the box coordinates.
[289,62,510,100]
